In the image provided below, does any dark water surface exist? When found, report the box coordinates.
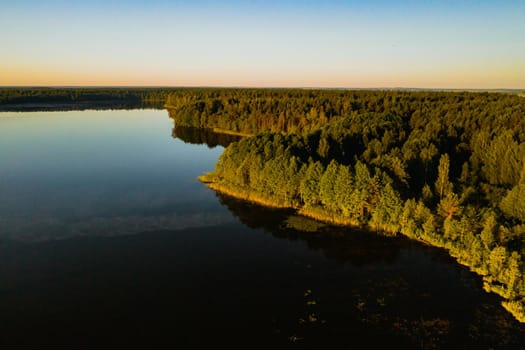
[0,110,523,349]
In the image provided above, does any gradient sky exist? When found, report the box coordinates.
[1,0,524,88]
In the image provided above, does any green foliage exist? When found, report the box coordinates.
[500,184,525,222]
[334,165,353,217]
[475,130,524,186]
[319,160,340,213]
[435,154,452,199]
[370,183,403,233]
[438,192,462,219]
[488,246,509,277]
[480,211,498,250]
[300,162,324,207]
[205,131,404,230]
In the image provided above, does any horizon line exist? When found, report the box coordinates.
[1,85,524,92]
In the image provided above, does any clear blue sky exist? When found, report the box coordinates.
[1,0,524,88]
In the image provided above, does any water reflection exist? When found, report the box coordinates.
[0,110,232,242]
[215,191,402,267]
[0,101,163,112]
[212,192,525,348]
[171,124,242,148]
[0,210,234,242]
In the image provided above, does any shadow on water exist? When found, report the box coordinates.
[210,193,525,349]
[215,191,402,267]
[171,124,242,148]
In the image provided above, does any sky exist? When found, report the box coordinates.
[1,0,524,88]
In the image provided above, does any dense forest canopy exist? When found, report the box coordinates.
[166,89,525,201]
[166,88,525,322]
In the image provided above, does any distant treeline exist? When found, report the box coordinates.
[167,88,525,322]
[0,87,178,111]
[166,88,525,137]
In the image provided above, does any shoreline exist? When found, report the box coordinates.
[202,179,409,235]
[211,127,253,138]
[201,177,525,323]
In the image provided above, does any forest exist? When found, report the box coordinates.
[165,88,525,322]
[2,87,525,322]
[0,87,174,110]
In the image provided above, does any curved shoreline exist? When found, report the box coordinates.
[201,178,525,323]
[202,179,426,237]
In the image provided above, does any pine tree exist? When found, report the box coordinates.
[353,161,372,219]
[488,246,509,279]
[334,164,353,217]
[480,212,497,250]
[435,153,452,198]
[438,192,462,219]
[299,161,324,206]
[370,183,402,232]
[320,160,340,213]
[500,184,525,222]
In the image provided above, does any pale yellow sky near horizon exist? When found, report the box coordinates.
[2,61,524,89]
[1,1,524,89]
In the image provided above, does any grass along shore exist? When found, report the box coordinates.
[199,174,525,323]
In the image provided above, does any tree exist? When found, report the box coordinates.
[488,246,508,278]
[500,252,523,298]
[370,183,402,233]
[435,153,452,198]
[300,161,324,206]
[334,164,353,217]
[500,184,525,222]
[438,192,462,219]
[481,130,522,186]
[468,237,485,270]
[319,160,339,212]
[353,161,373,219]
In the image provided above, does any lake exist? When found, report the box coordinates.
[0,109,523,349]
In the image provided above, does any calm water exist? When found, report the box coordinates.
[0,110,523,349]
